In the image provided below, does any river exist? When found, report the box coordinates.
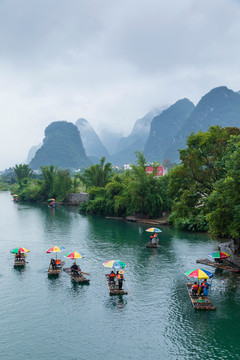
[0,191,240,360]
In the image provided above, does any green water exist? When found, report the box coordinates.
[0,191,240,360]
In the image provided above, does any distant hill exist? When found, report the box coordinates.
[166,86,240,163]
[75,118,109,160]
[26,144,42,163]
[144,99,195,163]
[30,121,91,170]
[111,109,161,165]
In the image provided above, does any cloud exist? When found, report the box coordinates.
[1,0,240,169]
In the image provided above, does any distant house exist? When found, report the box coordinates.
[123,164,132,170]
[145,166,167,176]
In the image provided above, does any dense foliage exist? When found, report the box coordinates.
[168,126,240,239]
[79,157,112,190]
[79,152,171,218]
[11,165,73,202]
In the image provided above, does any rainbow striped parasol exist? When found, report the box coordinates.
[185,268,213,279]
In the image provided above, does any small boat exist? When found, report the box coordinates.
[146,239,159,248]
[48,259,65,275]
[11,247,30,267]
[63,267,90,283]
[186,283,216,310]
[48,198,56,208]
[196,258,240,272]
[13,194,18,202]
[105,274,128,295]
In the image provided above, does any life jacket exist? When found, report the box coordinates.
[192,284,198,290]
[109,273,115,278]
[117,274,123,280]
[201,281,206,288]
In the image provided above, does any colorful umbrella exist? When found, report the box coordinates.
[46,246,65,253]
[13,194,18,197]
[48,198,55,201]
[10,247,30,254]
[185,268,213,279]
[210,251,230,259]
[103,260,126,269]
[46,246,65,259]
[145,228,162,233]
[64,251,85,260]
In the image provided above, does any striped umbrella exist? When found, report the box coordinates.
[46,246,65,253]
[185,268,213,279]
[210,251,230,259]
[10,247,30,254]
[145,228,162,233]
[46,246,65,259]
[103,260,126,269]
[64,251,86,260]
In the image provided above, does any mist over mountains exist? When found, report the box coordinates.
[75,118,109,163]
[28,86,240,170]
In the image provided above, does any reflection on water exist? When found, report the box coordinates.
[104,295,128,311]
[0,192,240,360]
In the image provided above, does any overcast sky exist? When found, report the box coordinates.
[1,0,240,170]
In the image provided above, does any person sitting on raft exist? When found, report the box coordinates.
[16,252,22,261]
[51,258,56,269]
[197,283,203,295]
[150,235,154,244]
[109,271,115,284]
[191,282,198,296]
[71,262,80,275]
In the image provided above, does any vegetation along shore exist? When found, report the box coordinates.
[2,125,240,258]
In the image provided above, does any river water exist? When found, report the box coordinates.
[0,191,240,360]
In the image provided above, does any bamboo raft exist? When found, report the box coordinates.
[63,267,90,283]
[186,283,216,310]
[14,258,26,267]
[105,274,128,295]
[196,258,240,272]
[48,260,65,275]
[146,240,159,248]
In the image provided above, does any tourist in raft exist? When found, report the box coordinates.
[203,281,211,297]
[201,279,206,293]
[197,283,203,295]
[152,233,158,244]
[116,271,124,290]
[192,282,198,296]
[109,271,115,284]
[71,262,80,275]
[51,258,56,269]
[150,234,154,244]
[16,252,22,260]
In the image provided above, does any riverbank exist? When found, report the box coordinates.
[106,212,170,226]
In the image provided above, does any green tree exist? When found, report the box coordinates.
[13,164,32,189]
[206,135,240,239]
[53,169,72,202]
[80,157,112,190]
[168,126,240,232]
[40,165,56,199]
